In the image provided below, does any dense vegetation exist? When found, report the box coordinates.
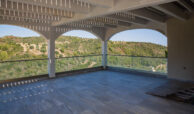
[0,36,167,80]
[108,41,167,57]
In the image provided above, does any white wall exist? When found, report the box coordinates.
[167,16,194,81]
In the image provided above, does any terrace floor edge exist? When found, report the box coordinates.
[107,66,167,78]
[2,66,187,89]
[0,66,104,88]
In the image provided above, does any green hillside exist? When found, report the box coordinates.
[0,36,167,80]
[0,36,167,61]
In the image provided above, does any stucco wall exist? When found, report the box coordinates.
[167,16,194,81]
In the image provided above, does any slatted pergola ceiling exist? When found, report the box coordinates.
[0,0,194,40]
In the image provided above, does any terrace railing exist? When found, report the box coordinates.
[0,55,102,81]
[56,54,102,73]
[0,54,167,81]
[0,58,48,81]
[108,55,167,74]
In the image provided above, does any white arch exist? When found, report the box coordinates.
[104,24,167,41]
[0,24,47,39]
[108,29,167,46]
[56,29,101,40]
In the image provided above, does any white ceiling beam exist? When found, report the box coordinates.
[52,0,176,26]
[78,0,114,8]
[52,6,107,26]
[104,24,117,28]
[8,0,90,13]
[118,21,132,28]
[177,0,193,12]
[153,3,190,21]
[131,8,166,23]
[110,0,176,13]
[105,15,149,26]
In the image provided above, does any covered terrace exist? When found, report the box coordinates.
[0,0,194,114]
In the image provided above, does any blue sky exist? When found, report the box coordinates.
[0,25,167,46]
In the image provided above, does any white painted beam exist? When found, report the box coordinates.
[131,8,166,23]
[104,24,117,28]
[118,21,132,27]
[8,0,90,13]
[153,3,190,21]
[52,6,107,26]
[106,15,149,26]
[78,0,114,8]
[177,0,193,12]
[52,0,176,26]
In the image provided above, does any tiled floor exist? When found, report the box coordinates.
[0,71,193,114]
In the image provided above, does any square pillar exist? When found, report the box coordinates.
[167,17,194,81]
[102,40,107,69]
[48,38,56,78]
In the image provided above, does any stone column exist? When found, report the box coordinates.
[102,40,108,69]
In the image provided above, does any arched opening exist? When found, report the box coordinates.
[0,25,48,80]
[108,29,168,74]
[55,30,102,72]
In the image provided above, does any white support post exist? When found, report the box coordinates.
[48,38,56,78]
[102,40,107,69]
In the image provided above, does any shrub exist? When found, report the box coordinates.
[0,51,8,61]
[30,46,34,49]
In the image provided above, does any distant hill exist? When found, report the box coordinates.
[0,36,167,80]
[0,36,167,61]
